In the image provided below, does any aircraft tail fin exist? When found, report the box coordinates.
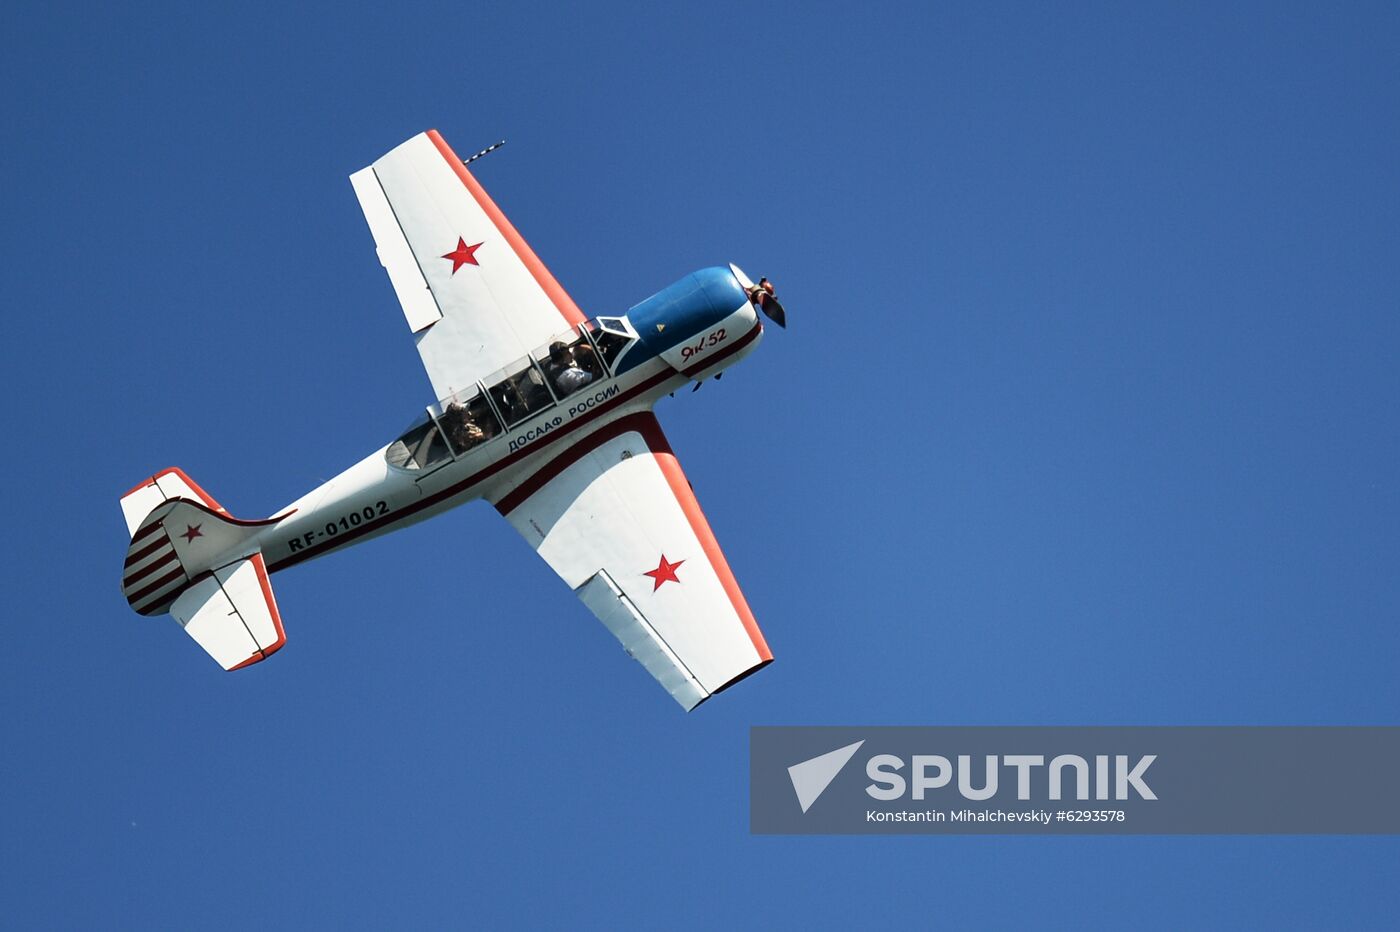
[119,469,292,668]
[120,467,231,537]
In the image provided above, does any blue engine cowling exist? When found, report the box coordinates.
[626,266,751,362]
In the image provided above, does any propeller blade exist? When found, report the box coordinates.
[760,295,787,328]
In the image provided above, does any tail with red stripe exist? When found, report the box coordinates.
[120,468,293,669]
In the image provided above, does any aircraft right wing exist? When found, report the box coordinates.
[492,412,773,710]
[349,130,587,401]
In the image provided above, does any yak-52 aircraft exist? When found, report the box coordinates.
[118,130,787,710]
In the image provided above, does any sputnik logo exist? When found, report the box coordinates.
[788,740,865,813]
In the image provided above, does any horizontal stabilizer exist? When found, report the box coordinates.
[170,553,286,670]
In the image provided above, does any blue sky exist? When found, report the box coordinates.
[4,0,1399,927]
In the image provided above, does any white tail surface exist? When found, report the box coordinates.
[120,467,229,536]
[171,553,286,670]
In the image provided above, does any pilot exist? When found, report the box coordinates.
[572,340,602,378]
[548,341,594,396]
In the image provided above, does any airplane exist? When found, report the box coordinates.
[118,129,787,710]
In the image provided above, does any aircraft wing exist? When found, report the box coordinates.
[350,130,587,400]
[493,412,773,710]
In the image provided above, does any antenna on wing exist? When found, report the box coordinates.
[463,140,507,165]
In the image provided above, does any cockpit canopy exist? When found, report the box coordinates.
[385,318,636,472]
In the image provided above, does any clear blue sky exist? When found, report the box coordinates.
[4,1,1398,927]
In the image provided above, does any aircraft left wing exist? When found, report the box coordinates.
[493,412,773,710]
[350,130,587,400]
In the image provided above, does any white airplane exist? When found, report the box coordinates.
[119,130,787,710]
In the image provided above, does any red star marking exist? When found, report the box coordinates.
[441,237,483,274]
[181,524,203,543]
[644,554,686,591]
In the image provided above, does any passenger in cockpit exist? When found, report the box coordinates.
[547,341,594,397]
[442,402,485,452]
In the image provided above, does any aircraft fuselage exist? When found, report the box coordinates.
[257,268,764,574]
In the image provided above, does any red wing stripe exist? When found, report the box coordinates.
[426,130,586,328]
[640,415,772,661]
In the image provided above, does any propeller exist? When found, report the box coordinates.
[749,276,787,328]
